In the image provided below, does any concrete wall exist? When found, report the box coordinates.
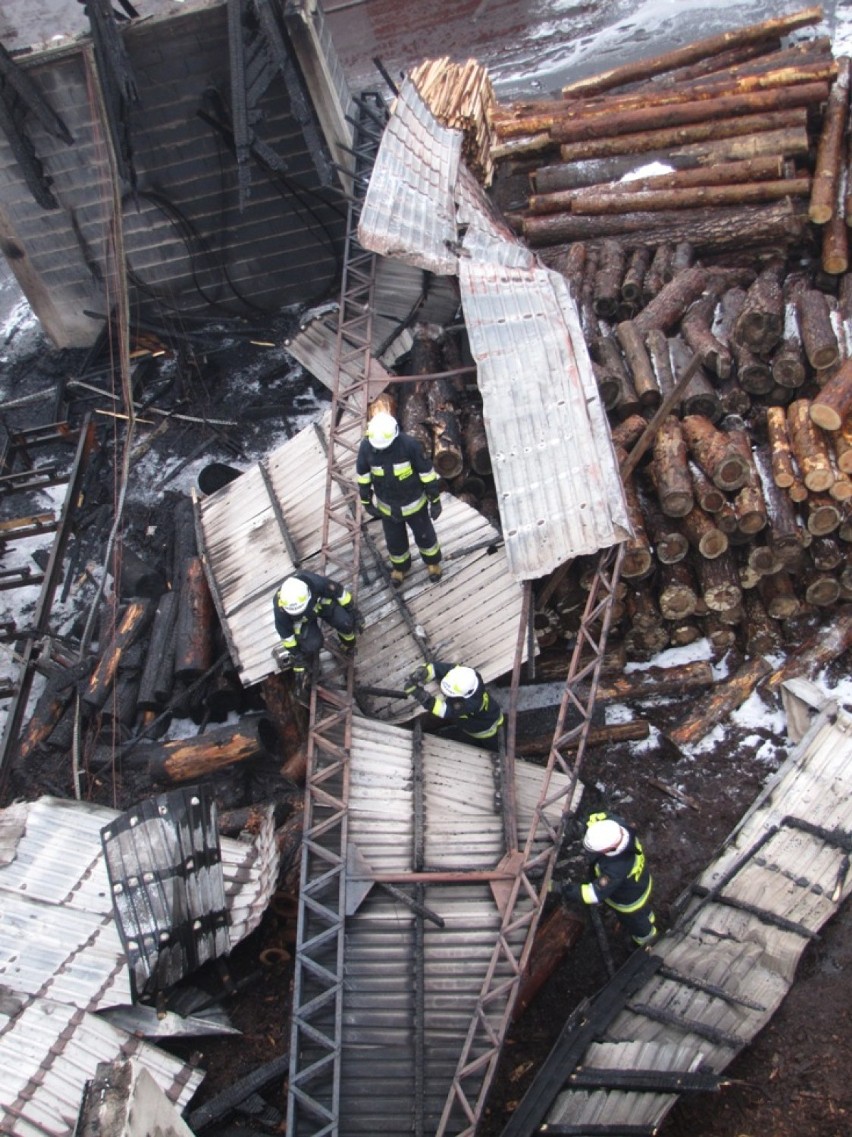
[0,2,348,347]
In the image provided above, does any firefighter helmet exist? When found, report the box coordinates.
[440,666,478,699]
[584,818,629,855]
[278,576,310,615]
[366,411,399,450]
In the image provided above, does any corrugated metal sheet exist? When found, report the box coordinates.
[284,261,461,385]
[357,79,461,275]
[536,703,852,1135]
[460,258,631,579]
[0,795,278,1011]
[356,75,630,579]
[0,992,204,1137]
[196,414,526,706]
[338,715,582,1134]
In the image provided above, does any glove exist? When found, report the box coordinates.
[405,683,428,705]
[409,665,431,686]
[561,882,582,903]
[362,501,381,520]
[429,498,442,520]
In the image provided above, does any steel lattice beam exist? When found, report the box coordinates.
[287,92,387,1137]
[436,543,625,1136]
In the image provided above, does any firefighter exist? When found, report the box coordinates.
[403,662,504,750]
[556,811,658,947]
[356,411,443,586]
[272,572,363,696]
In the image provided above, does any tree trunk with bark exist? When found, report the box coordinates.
[651,416,694,516]
[796,288,841,371]
[810,359,852,431]
[663,655,773,753]
[787,398,834,492]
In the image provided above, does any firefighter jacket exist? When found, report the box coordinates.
[417,662,504,740]
[273,572,353,663]
[356,432,440,519]
[579,811,653,914]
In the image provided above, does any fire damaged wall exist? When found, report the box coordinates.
[0,1,349,347]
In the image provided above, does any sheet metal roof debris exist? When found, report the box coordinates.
[195,413,526,707]
[101,786,230,1002]
[0,795,277,1011]
[515,702,852,1137]
[285,261,461,387]
[358,79,461,275]
[461,258,631,578]
[335,715,583,1134]
[356,76,629,578]
[77,1058,197,1137]
[0,990,204,1137]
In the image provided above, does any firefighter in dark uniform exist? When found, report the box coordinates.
[404,662,504,750]
[356,411,443,586]
[557,811,657,947]
[272,572,363,695]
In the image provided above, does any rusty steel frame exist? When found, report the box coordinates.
[436,542,625,1136]
[287,90,387,1137]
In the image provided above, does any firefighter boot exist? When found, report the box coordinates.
[427,564,443,584]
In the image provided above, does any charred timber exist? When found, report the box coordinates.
[142,713,278,783]
[663,655,773,753]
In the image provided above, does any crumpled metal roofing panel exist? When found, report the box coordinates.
[357,78,461,275]
[0,990,203,1137]
[338,715,581,1134]
[0,796,278,1014]
[101,787,230,1002]
[355,79,630,578]
[460,258,631,578]
[196,416,526,702]
[455,162,537,271]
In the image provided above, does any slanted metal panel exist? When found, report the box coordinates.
[358,78,461,275]
[340,716,574,1136]
[197,416,526,698]
[101,787,229,1001]
[533,706,852,1136]
[460,257,630,579]
[0,993,204,1137]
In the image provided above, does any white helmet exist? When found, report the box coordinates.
[440,666,478,699]
[583,819,629,856]
[278,576,310,615]
[366,411,399,450]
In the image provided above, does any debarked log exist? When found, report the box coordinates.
[556,109,808,163]
[141,713,279,783]
[521,200,808,250]
[595,659,713,702]
[550,82,829,145]
[663,655,773,753]
[559,9,824,97]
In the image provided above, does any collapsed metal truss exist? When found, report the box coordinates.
[287,91,387,1137]
[436,543,625,1136]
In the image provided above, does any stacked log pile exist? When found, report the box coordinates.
[490,7,843,263]
[475,6,852,667]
